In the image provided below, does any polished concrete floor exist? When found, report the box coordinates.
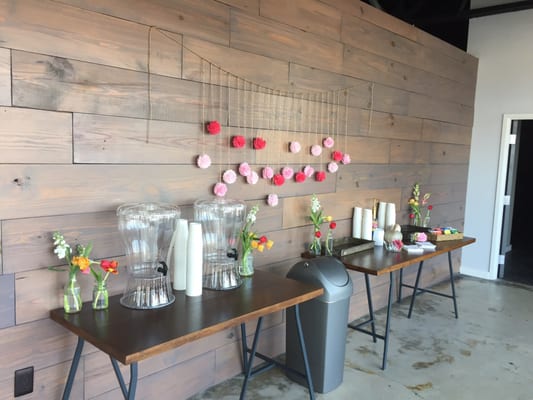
[190,276,533,400]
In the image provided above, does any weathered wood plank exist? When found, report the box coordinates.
[371,83,410,116]
[0,48,10,106]
[12,51,148,118]
[0,0,148,72]
[422,119,473,145]
[389,139,431,164]
[430,143,471,165]
[0,107,72,164]
[260,0,342,41]
[149,29,183,79]
[408,92,474,127]
[230,10,344,74]
[57,0,231,46]
[216,0,259,14]
[429,164,469,185]
[0,274,14,329]
[363,110,423,141]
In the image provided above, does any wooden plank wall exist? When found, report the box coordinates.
[0,0,477,398]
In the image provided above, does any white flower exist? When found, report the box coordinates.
[52,231,70,260]
[246,205,259,224]
[311,195,321,214]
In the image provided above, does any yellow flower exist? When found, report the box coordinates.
[257,244,265,252]
[72,256,91,272]
[251,241,258,249]
[325,215,332,222]
[266,240,274,249]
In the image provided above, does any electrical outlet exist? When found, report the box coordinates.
[14,366,33,397]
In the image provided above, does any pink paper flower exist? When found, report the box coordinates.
[303,165,315,178]
[323,137,334,148]
[273,174,285,186]
[289,141,301,153]
[281,166,294,179]
[213,182,227,197]
[232,135,246,148]
[238,162,251,177]
[327,162,339,173]
[332,150,343,162]
[262,166,274,180]
[206,121,221,135]
[310,144,322,156]
[267,194,279,207]
[246,171,259,184]
[253,137,266,150]
[294,172,306,183]
[196,154,211,169]
[341,153,351,164]
[315,171,326,182]
[222,169,237,184]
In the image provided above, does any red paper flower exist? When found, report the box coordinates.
[315,231,322,238]
[294,172,306,183]
[100,259,119,274]
[409,213,415,219]
[428,205,433,210]
[332,150,343,162]
[259,236,267,244]
[273,174,285,186]
[315,171,326,182]
[253,137,266,150]
[206,120,221,135]
[329,221,337,230]
[232,135,246,148]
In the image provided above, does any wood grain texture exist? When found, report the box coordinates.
[430,143,470,165]
[0,48,10,106]
[0,274,14,329]
[336,164,430,191]
[0,107,72,164]
[422,119,472,145]
[216,0,259,14]
[408,92,474,127]
[389,140,431,164]
[149,29,183,79]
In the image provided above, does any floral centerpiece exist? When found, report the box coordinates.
[309,194,333,256]
[325,220,337,255]
[239,205,273,276]
[90,260,119,310]
[408,183,433,227]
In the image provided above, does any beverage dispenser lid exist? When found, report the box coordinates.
[194,198,246,209]
[117,202,180,219]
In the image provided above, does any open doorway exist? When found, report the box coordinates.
[499,119,533,285]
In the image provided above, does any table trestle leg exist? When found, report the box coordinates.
[110,357,138,399]
[407,261,424,318]
[62,336,84,400]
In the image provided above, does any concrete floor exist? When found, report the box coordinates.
[189,276,533,400]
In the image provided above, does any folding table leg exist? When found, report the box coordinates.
[364,274,377,342]
[62,336,84,400]
[239,317,263,400]
[294,304,316,400]
[381,272,394,370]
[407,261,424,319]
[448,251,459,318]
[110,357,138,399]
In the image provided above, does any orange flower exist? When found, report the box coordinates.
[72,256,91,274]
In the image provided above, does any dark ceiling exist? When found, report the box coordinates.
[361,0,533,50]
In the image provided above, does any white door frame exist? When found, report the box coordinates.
[489,113,533,279]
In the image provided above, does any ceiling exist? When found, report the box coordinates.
[361,0,533,50]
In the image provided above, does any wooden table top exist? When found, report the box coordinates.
[340,237,476,276]
[50,270,323,365]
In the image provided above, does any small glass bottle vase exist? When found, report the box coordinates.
[239,252,254,277]
[309,229,322,256]
[64,274,82,314]
[92,281,109,310]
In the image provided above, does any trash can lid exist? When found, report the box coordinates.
[320,261,350,287]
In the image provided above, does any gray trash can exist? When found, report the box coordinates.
[285,256,353,393]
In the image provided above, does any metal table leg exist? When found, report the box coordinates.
[407,261,424,318]
[294,303,316,400]
[62,337,84,400]
[448,251,459,318]
[110,358,138,399]
[381,272,394,370]
[240,317,264,400]
[364,274,377,342]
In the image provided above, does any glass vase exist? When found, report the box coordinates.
[325,233,334,256]
[239,252,254,277]
[309,230,322,256]
[64,274,82,314]
[92,281,109,310]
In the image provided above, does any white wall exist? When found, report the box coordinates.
[463,9,533,278]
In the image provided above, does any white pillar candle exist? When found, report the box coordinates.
[362,208,373,240]
[172,218,188,291]
[377,202,387,229]
[186,222,203,297]
[353,207,362,238]
[385,203,396,231]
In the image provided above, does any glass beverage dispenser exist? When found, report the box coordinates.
[194,198,246,290]
[117,202,180,309]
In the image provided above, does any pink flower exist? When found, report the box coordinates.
[323,137,334,148]
[238,162,251,177]
[213,182,227,197]
[303,165,315,178]
[206,121,221,135]
[196,154,211,169]
[273,174,285,186]
[310,144,322,156]
[332,150,343,162]
[294,171,306,183]
[289,141,301,153]
[267,194,279,207]
[232,135,246,148]
[327,162,338,173]
[341,153,351,164]
[315,171,326,182]
[281,167,294,179]
[262,166,274,180]
[253,137,266,150]
[246,170,259,184]
[222,169,237,184]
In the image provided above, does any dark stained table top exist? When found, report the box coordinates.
[340,237,476,276]
[50,269,323,365]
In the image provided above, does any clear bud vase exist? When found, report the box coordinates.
[64,274,82,314]
[239,252,254,277]
[92,281,109,310]
[309,229,322,256]
[325,233,334,256]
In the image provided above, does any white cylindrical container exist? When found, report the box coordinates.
[172,218,188,291]
[353,207,362,238]
[377,202,387,229]
[186,222,203,297]
[362,208,373,240]
[385,203,396,231]
[373,228,384,246]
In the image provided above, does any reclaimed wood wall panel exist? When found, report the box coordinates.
[0,107,72,164]
[422,120,473,145]
[0,48,10,106]
[0,274,14,329]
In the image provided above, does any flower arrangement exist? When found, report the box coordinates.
[325,220,337,255]
[309,194,332,255]
[408,183,432,227]
[240,205,274,276]
[90,260,119,309]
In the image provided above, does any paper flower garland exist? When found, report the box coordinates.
[294,171,306,183]
[281,167,294,180]
[238,162,251,177]
[323,137,334,148]
[327,162,339,173]
[315,171,326,182]
[332,150,343,162]
[232,135,246,148]
[267,194,279,207]
[341,153,351,164]
[262,166,274,180]
[310,145,322,156]
[303,165,315,178]
[253,137,266,150]
[197,154,211,169]
[272,174,285,186]
[223,169,237,184]
[246,171,259,184]
[289,141,301,153]
[213,182,227,197]
[206,121,221,135]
